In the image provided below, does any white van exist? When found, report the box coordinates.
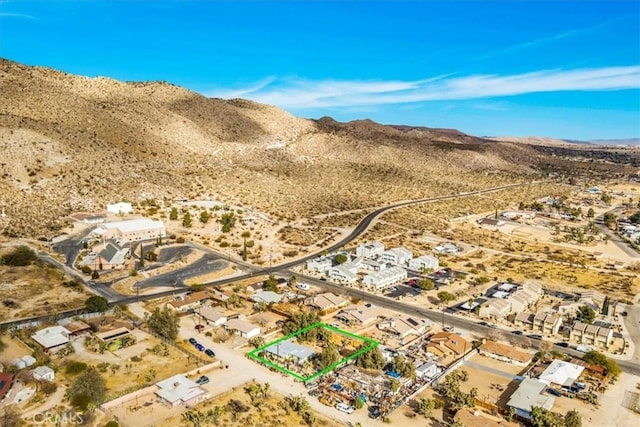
[296,283,310,291]
[335,402,354,414]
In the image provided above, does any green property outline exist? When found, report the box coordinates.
[247,322,379,382]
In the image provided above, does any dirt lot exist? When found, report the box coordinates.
[0,257,89,321]
[457,356,526,409]
[0,335,32,364]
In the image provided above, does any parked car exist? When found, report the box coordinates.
[478,321,489,326]
[555,342,569,348]
[528,334,542,340]
[547,388,562,397]
[511,330,523,335]
[195,344,205,351]
[296,283,311,291]
[335,402,355,414]
[489,323,498,329]
[195,376,209,385]
[205,348,215,357]
[188,338,197,345]
[369,405,381,419]
[443,326,454,332]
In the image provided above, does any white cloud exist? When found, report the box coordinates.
[0,12,35,19]
[206,66,640,110]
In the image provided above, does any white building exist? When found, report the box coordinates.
[478,298,511,320]
[379,247,413,266]
[106,202,133,215]
[328,262,359,283]
[408,255,439,271]
[377,316,429,339]
[198,306,228,327]
[31,326,70,352]
[225,318,261,339]
[507,378,555,420]
[433,243,462,255]
[363,266,407,290]
[415,361,439,380]
[93,218,166,243]
[32,366,55,382]
[155,375,204,407]
[305,257,332,273]
[355,242,385,258]
[538,360,584,387]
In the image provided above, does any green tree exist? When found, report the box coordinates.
[601,296,610,315]
[147,307,180,341]
[316,342,340,369]
[530,406,564,427]
[437,291,456,305]
[264,275,278,292]
[391,354,415,379]
[576,305,596,324]
[564,409,582,427]
[182,211,193,228]
[2,245,37,266]
[587,208,595,218]
[219,212,236,233]
[199,210,210,224]
[630,211,640,224]
[85,295,108,313]
[417,278,435,291]
[603,212,616,228]
[169,207,178,220]
[241,231,251,261]
[334,253,349,264]
[69,367,106,410]
[582,350,621,377]
[416,398,436,418]
[355,345,385,370]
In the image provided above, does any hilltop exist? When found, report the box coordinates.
[0,58,636,237]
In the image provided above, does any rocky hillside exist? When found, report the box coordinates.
[0,58,581,237]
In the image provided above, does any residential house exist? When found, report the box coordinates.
[0,373,14,402]
[433,243,462,255]
[479,341,532,366]
[336,306,380,327]
[304,293,348,312]
[93,218,166,243]
[379,247,413,266]
[155,375,204,407]
[355,242,385,258]
[32,366,55,382]
[106,202,133,215]
[249,291,283,305]
[95,241,130,270]
[415,361,439,380]
[225,318,261,338]
[569,321,613,348]
[408,255,439,271]
[378,316,430,339]
[95,327,136,351]
[197,305,228,327]
[426,332,471,359]
[538,360,584,387]
[305,257,332,273]
[31,326,71,352]
[84,215,106,224]
[501,211,535,220]
[61,320,92,336]
[478,218,505,228]
[532,313,563,335]
[363,266,407,291]
[263,339,315,365]
[507,378,555,420]
[558,291,604,317]
[479,298,511,320]
[167,291,211,313]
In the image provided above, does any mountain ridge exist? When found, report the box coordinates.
[0,57,633,237]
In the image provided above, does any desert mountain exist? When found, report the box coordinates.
[0,58,627,237]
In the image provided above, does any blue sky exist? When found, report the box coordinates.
[1,0,639,140]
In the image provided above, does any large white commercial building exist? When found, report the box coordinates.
[380,247,413,266]
[305,257,332,273]
[363,266,407,290]
[93,218,166,243]
[355,242,385,258]
[408,255,439,271]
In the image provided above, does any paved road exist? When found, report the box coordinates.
[137,253,229,289]
[594,208,640,259]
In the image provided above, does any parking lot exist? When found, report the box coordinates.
[385,285,421,299]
